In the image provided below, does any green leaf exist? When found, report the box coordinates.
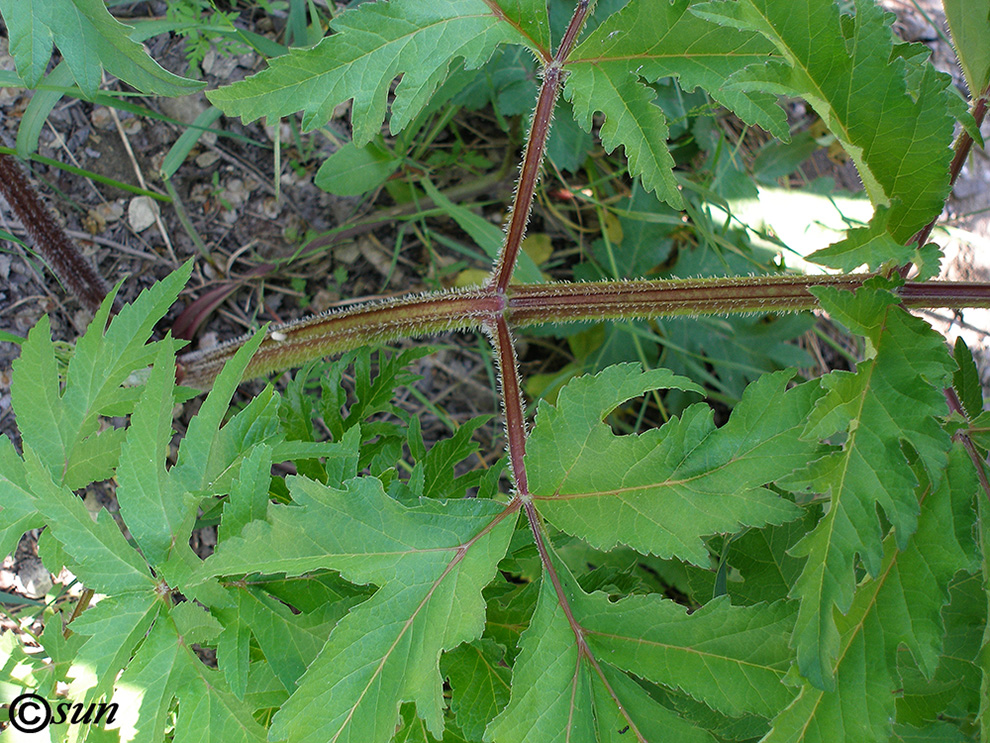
[315,139,402,196]
[491,0,550,54]
[483,579,537,663]
[10,262,192,489]
[578,591,796,719]
[418,415,491,499]
[545,99,593,173]
[454,44,536,117]
[21,445,154,595]
[201,476,516,743]
[394,703,444,743]
[0,0,202,95]
[892,722,974,742]
[215,584,350,697]
[0,0,53,87]
[488,553,719,742]
[319,346,434,439]
[566,61,681,207]
[115,341,184,565]
[16,61,74,158]
[694,0,956,243]
[896,573,986,726]
[9,313,71,481]
[216,613,252,702]
[207,0,527,143]
[565,0,787,206]
[110,614,270,743]
[808,206,925,273]
[764,448,975,742]
[221,442,274,542]
[441,638,511,740]
[784,280,955,690]
[685,510,820,606]
[944,0,990,96]
[169,328,274,497]
[527,365,820,565]
[0,436,45,559]
[953,336,984,419]
[67,593,160,703]
[171,598,224,644]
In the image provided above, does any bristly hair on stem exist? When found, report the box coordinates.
[490,0,592,293]
[175,274,990,389]
[0,153,112,315]
[483,316,530,494]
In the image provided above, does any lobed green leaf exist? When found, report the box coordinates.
[527,364,821,565]
[564,0,787,207]
[489,548,795,741]
[487,554,713,743]
[201,476,516,743]
[694,0,956,243]
[109,614,270,743]
[207,0,529,144]
[442,638,512,741]
[10,262,192,489]
[20,444,154,595]
[0,0,202,95]
[765,448,975,741]
[784,280,955,690]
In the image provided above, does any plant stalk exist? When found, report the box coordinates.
[177,288,504,389]
[485,315,529,492]
[0,153,112,314]
[490,66,564,293]
[176,274,990,389]
[490,0,591,292]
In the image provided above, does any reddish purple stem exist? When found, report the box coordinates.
[0,153,111,314]
[491,0,590,293]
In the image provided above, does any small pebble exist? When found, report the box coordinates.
[128,196,159,232]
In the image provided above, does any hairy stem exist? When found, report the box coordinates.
[176,275,990,389]
[0,153,111,314]
[485,315,529,493]
[177,288,504,389]
[506,275,867,322]
[490,67,564,292]
[490,0,591,292]
[555,0,592,65]
[507,276,990,322]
